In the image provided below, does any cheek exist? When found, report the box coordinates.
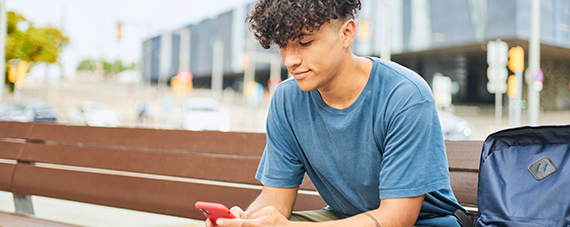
[314,45,342,67]
[279,48,286,61]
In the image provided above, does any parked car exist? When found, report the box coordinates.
[174,97,230,131]
[23,100,58,123]
[68,102,120,127]
[438,110,471,140]
[0,102,34,122]
[0,100,57,123]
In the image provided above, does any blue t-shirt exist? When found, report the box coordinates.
[256,57,464,226]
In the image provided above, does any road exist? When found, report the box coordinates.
[4,79,569,140]
[4,79,269,133]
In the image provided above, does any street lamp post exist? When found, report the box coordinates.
[0,0,7,103]
[527,0,541,125]
[381,0,392,61]
[211,39,224,100]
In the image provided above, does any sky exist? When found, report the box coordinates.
[6,0,254,80]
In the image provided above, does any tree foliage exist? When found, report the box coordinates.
[5,11,69,91]
[76,59,96,72]
[76,58,136,77]
[104,60,137,76]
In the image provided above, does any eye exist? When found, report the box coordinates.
[300,40,313,46]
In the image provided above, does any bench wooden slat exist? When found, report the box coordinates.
[20,143,261,185]
[10,163,326,219]
[0,163,16,191]
[0,122,32,139]
[27,124,266,156]
[20,142,318,189]
[11,163,260,219]
[445,140,482,206]
[445,140,483,171]
[449,171,478,205]
[0,141,23,160]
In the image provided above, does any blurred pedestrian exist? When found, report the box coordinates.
[135,99,153,126]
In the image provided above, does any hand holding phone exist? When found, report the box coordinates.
[195,201,237,226]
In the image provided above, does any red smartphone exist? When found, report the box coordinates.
[195,201,236,226]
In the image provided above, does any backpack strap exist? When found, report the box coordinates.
[453,209,476,227]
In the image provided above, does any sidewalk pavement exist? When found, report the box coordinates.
[0,191,205,227]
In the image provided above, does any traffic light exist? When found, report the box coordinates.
[508,46,524,73]
[507,75,517,99]
[486,39,508,94]
[117,23,122,41]
[8,66,16,83]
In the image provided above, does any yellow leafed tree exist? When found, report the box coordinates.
[5,11,69,91]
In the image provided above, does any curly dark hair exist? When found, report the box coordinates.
[246,0,361,49]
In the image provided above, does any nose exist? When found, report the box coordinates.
[280,46,301,70]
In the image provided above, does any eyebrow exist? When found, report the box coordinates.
[300,32,313,38]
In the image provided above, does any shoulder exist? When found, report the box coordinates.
[271,78,308,105]
[268,78,308,118]
[274,78,300,94]
[370,58,434,105]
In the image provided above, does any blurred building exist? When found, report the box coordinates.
[142,0,570,110]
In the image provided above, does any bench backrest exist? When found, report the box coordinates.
[0,122,324,220]
[446,140,482,206]
[0,122,481,219]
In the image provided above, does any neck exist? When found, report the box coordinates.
[318,55,373,109]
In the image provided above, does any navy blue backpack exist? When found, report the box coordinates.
[476,125,570,226]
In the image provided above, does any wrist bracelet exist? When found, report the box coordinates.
[364,213,381,227]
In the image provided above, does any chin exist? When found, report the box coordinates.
[296,81,317,92]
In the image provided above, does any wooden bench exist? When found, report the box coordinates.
[0,121,482,226]
[445,140,482,211]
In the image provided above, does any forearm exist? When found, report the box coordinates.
[243,186,299,219]
[298,206,413,227]
[295,195,425,227]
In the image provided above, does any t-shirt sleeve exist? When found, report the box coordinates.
[377,91,450,200]
[255,84,305,188]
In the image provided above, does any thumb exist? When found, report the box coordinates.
[216,217,245,226]
[229,206,244,218]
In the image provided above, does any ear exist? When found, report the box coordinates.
[340,19,356,48]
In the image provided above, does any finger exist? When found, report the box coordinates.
[248,206,284,220]
[217,217,246,227]
[229,206,244,218]
[205,218,214,227]
[240,211,250,219]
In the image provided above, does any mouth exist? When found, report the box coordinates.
[291,70,310,80]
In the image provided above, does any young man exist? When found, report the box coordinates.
[208,0,465,226]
